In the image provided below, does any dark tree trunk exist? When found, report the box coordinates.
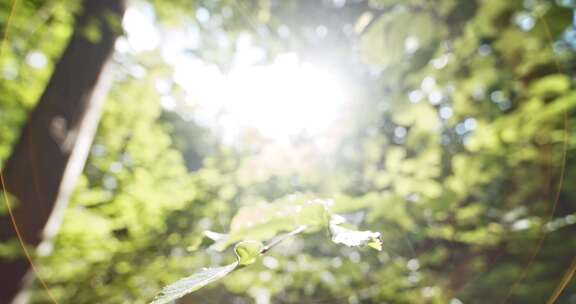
[0,0,125,302]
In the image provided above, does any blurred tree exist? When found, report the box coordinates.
[0,0,125,302]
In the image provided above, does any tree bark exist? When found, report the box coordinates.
[0,0,125,302]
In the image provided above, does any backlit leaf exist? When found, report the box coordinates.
[330,220,383,251]
[150,262,238,304]
[234,241,264,266]
[213,197,332,250]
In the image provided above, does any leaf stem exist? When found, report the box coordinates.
[261,225,307,254]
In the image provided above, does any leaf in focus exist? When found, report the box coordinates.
[329,217,383,251]
[367,239,383,251]
[213,197,332,249]
[234,240,264,266]
[150,262,238,304]
[204,230,228,243]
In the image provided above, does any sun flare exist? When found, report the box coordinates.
[122,6,349,143]
[174,54,348,142]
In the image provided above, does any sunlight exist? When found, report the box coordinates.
[175,53,348,143]
[121,4,349,143]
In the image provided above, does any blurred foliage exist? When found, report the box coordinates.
[1,0,576,304]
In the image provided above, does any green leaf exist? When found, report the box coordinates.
[234,241,264,266]
[367,239,383,251]
[150,262,238,304]
[213,197,332,250]
[204,230,228,242]
[329,217,383,251]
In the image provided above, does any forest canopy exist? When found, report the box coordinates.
[0,0,575,303]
